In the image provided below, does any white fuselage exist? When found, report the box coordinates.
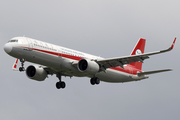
[4,37,148,83]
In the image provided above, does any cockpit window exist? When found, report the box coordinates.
[8,40,18,43]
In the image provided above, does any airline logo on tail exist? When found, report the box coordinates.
[135,49,142,55]
[130,38,146,70]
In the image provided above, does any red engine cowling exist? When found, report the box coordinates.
[26,65,47,81]
[77,59,100,74]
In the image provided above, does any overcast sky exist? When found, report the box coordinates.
[1,0,180,120]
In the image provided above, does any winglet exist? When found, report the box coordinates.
[170,37,176,50]
[159,37,177,53]
[12,59,19,71]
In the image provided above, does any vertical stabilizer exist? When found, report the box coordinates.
[130,38,146,70]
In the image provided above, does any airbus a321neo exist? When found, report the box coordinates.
[4,37,176,89]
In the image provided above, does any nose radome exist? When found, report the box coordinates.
[4,43,12,53]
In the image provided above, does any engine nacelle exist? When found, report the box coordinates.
[77,59,100,74]
[26,65,47,81]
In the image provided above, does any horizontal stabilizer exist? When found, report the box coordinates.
[137,69,172,76]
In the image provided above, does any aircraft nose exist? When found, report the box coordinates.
[4,43,12,53]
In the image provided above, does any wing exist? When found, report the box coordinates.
[96,38,176,69]
[43,67,72,77]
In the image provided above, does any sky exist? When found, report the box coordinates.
[0,0,180,120]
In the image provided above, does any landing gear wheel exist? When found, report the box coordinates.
[95,78,100,84]
[19,67,25,72]
[19,67,22,72]
[90,78,96,85]
[56,82,61,89]
[60,81,66,89]
[56,81,66,89]
[19,58,26,72]
[90,77,100,85]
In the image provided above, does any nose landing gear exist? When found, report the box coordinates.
[19,59,25,72]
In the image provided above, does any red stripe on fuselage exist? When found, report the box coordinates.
[61,53,82,61]
[33,48,59,56]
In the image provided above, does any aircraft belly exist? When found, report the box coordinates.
[96,69,135,83]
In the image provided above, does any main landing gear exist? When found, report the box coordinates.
[55,74,100,89]
[90,77,100,85]
[56,74,66,89]
[19,59,25,72]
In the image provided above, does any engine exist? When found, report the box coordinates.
[26,65,47,81]
[77,59,100,74]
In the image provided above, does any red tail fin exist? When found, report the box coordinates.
[130,38,146,70]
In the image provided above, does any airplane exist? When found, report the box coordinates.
[4,37,176,89]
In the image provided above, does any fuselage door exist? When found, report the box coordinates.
[58,47,62,57]
[26,38,33,50]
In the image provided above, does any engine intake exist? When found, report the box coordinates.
[26,65,47,81]
[78,59,100,74]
